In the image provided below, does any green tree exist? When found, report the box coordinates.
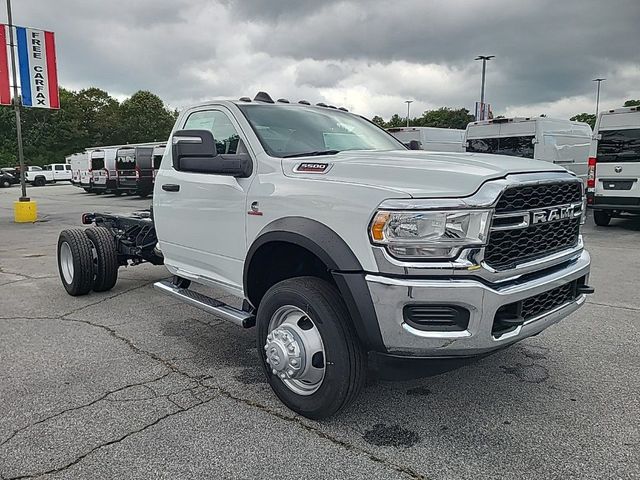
[623,99,640,107]
[570,113,596,129]
[386,114,406,128]
[417,107,474,129]
[117,90,177,144]
[371,115,385,127]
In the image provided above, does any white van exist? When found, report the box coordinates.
[465,117,592,179]
[66,152,89,189]
[152,144,166,180]
[88,148,118,193]
[587,106,640,226]
[387,127,465,152]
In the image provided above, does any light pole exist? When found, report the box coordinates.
[475,55,495,116]
[404,100,413,127]
[592,78,605,119]
[5,0,27,200]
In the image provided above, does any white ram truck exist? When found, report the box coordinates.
[56,92,593,419]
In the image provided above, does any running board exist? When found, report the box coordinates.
[153,280,255,328]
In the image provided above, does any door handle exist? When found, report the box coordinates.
[162,184,180,192]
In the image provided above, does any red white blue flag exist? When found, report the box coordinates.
[16,26,59,109]
[0,24,11,106]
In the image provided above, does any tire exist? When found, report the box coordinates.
[593,210,611,226]
[257,277,366,419]
[34,176,46,187]
[84,227,119,292]
[1,180,10,188]
[83,188,92,193]
[57,229,95,296]
[114,191,123,196]
[138,191,150,199]
[172,275,191,289]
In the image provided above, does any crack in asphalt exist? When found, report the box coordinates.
[586,300,640,312]
[5,397,218,480]
[2,282,426,480]
[0,372,171,448]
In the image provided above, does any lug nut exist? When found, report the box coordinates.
[291,359,298,366]
[272,368,277,374]
[287,369,294,376]
[279,373,285,379]
[288,345,295,353]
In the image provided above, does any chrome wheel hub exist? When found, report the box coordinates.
[265,305,326,396]
[60,242,74,284]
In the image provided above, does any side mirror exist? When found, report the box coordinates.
[408,140,421,150]
[172,129,252,178]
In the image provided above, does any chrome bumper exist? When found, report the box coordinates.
[366,250,591,357]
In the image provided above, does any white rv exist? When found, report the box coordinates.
[387,127,465,152]
[587,106,640,226]
[464,117,592,179]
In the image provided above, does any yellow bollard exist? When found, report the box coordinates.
[14,199,37,223]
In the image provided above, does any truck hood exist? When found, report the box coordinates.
[282,150,567,198]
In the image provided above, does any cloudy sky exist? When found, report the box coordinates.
[9,0,640,120]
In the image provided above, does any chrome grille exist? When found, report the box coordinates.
[486,182,582,271]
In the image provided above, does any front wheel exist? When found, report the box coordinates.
[257,277,366,419]
[593,210,612,226]
[34,177,46,187]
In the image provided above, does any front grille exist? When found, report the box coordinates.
[495,182,582,213]
[486,182,582,270]
[520,281,577,320]
[492,280,580,336]
[485,218,580,270]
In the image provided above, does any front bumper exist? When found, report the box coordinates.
[366,250,591,357]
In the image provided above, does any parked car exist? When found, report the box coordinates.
[115,146,154,197]
[1,168,18,187]
[56,92,592,419]
[465,116,592,180]
[587,105,640,225]
[25,164,72,186]
[387,127,465,152]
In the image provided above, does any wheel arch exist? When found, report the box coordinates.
[244,217,385,352]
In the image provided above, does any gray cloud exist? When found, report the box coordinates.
[7,0,640,119]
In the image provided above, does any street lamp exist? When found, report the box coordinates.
[475,55,495,111]
[404,100,413,127]
[592,78,606,119]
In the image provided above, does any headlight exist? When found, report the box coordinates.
[370,209,491,259]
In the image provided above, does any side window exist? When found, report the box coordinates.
[467,138,498,153]
[184,110,241,155]
[55,164,64,170]
[497,136,535,158]
[65,165,71,170]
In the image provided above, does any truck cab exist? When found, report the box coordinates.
[587,106,640,225]
[58,93,592,419]
[465,116,592,180]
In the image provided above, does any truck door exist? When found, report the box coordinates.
[154,108,252,292]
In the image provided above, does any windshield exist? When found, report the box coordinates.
[238,104,404,158]
[597,128,640,163]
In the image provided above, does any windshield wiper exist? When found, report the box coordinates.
[282,150,341,158]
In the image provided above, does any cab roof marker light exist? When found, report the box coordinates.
[239,97,251,102]
[253,91,274,103]
[277,98,290,103]
[298,100,310,105]
[316,102,328,107]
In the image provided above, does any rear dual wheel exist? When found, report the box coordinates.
[57,227,118,296]
[593,210,612,227]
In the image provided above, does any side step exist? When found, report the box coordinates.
[153,280,255,328]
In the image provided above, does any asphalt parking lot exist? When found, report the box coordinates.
[0,183,638,480]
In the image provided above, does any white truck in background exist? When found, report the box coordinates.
[465,117,592,180]
[587,106,640,225]
[56,92,593,419]
[25,164,72,186]
[387,127,465,152]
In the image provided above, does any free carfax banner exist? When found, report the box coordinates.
[16,26,59,109]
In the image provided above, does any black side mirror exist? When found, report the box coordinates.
[408,140,421,150]
[172,129,252,178]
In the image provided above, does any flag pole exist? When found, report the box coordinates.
[6,0,27,200]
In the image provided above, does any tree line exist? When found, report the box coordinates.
[0,88,178,168]
[373,100,640,130]
[1,89,638,168]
